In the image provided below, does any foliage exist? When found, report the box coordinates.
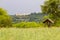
[41,0,60,23]
[13,22,44,28]
[0,8,8,15]
[0,8,12,27]
[54,19,60,27]
[11,13,45,23]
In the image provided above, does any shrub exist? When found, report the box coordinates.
[13,22,44,28]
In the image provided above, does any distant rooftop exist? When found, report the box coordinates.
[15,13,30,16]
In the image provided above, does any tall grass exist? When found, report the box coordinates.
[0,28,60,40]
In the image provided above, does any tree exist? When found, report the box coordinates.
[41,0,60,24]
[0,8,12,27]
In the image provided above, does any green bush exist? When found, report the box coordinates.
[54,21,60,27]
[24,22,39,28]
[0,8,12,27]
[13,22,44,28]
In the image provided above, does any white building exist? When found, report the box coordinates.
[15,13,30,16]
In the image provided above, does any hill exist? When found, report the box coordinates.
[11,12,46,23]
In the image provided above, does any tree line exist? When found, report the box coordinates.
[0,0,60,28]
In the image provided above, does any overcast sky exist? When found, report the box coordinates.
[0,0,45,15]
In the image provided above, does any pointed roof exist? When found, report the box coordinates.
[43,18,54,23]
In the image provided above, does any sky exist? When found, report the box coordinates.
[0,0,45,15]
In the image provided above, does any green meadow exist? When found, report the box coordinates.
[0,28,60,40]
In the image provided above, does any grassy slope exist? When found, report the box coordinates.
[0,28,60,40]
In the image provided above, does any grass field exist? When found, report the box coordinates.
[0,27,60,40]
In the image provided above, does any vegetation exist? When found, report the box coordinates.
[41,0,60,26]
[11,12,45,23]
[13,22,44,28]
[0,8,47,28]
[0,28,60,40]
[0,0,60,28]
[0,8,12,27]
